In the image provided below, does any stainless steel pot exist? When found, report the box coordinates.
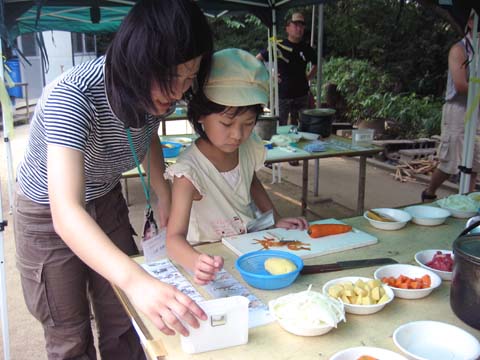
[450,219,480,330]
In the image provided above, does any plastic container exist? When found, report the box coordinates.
[6,58,23,98]
[352,129,374,146]
[299,108,336,138]
[161,141,182,158]
[235,250,303,290]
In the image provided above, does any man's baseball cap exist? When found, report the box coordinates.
[287,12,305,25]
[203,48,269,107]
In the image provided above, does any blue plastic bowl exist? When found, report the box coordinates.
[235,250,304,290]
[162,141,182,158]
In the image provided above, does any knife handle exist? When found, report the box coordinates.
[300,265,341,274]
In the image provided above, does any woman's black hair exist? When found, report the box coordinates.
[188,92,263,139]
[105,0,213,128]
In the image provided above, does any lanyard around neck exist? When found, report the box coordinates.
[126,128,151,209]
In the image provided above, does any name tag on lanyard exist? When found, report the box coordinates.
[142,208,167,263]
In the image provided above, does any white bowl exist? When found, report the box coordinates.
[403,205,450,226]
[268,290,345,336]
[467,191,480,203]
[414,250,453,281]
[299,131,319,141]
[373,264,442,299]
[437,195,478,218]
[322,276,394,315]
[363,208,412,230]
[273,316,334,337]
[330,346,408,360]
[393,321,480,360]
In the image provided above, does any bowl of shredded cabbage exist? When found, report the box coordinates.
[268,286,345,336]
[437,195,478,218]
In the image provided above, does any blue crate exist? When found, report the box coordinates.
[235,250,303,290]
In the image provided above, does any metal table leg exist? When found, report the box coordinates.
[356,156,367,215]
[301,159,309,216]
[313,158,319,196]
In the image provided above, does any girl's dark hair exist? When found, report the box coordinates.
[188,92,263,139]
[105,0,213,128]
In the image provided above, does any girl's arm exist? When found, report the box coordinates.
[166,175,223,284]
[48,144,206,335]
[250,172,308,230]
[143,131,171,227]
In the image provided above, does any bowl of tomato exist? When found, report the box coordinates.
[414,249,453,281]
[374,264,442,299]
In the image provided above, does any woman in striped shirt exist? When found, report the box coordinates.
[14,0,212,358]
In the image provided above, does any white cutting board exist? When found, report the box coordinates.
[222,219,377,259]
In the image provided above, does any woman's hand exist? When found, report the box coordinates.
[275,217,309,230]
[125,271,207,336]
[192,254,224,285]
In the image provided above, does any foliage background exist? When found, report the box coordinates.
[96,0,460,138]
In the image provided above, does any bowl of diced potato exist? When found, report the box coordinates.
[322,276,394,315]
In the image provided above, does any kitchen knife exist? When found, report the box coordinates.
[300,257,398,275]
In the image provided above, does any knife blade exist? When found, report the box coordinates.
[300,257,398,275]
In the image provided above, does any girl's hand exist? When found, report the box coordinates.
[275,217,308,230]
[125,272,207,337]
[192,254,224,285]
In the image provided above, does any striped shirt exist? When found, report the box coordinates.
[17,56,164,204]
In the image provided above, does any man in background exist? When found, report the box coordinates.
[256,12,317,127]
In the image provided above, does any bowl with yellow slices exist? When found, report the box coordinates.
[322,276,394,315]
[363,208,412,230]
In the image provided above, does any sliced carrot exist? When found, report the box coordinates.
[307,224,352,238]
[421,274,431,287]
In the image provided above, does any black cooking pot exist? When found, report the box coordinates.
[450,219,480,330]
[299,108,336,138]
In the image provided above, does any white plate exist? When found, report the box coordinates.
[364,208,412,230]
[374,264,442,299]
[322,276,394,315]
[414,249,453,281]
[330,346,408,360]
[403,205,451,226]
[393,321,480,360]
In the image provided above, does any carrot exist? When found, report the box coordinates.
[381,274,432,289]
[357,356,378,360]
[307,224,352,238]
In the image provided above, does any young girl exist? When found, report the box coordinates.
[166,48,308,285]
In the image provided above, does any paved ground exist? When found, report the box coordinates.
[0,123,455,359]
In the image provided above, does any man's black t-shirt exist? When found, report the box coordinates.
[260,39,317,99]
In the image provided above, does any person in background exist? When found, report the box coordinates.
[165,48,308,285]
[13,1,213,358]
[422,14,479,201]
[256,12,317,127]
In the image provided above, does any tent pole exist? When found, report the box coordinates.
[315,3,324,108]
[272,8,279,117]
[0,41,14,213]
[267,28,274,115]
[0,36,12,360]
[310,5,315,48]
[459,12,480,194]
